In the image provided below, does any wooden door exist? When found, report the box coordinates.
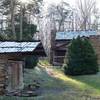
[7,61,23,92]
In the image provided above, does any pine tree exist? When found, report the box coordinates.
[0,0,43,40]
[64,36,99,75]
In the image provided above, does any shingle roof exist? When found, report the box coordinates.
[0,41,40,53]
[56,31,98,40]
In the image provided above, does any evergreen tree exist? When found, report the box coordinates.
[64,36,99,75]
[0,0,43,40]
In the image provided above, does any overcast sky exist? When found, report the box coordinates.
[43,0,100,10]
[44,0,75,6]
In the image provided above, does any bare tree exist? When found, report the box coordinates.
[77,0,96,31]
[92,5,100,31]
[48,2,72,31]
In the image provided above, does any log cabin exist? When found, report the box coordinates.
[0,41,46,95]
[48,31,100,66]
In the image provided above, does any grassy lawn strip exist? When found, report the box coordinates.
[38,60,100,96]
[24,66,100,99]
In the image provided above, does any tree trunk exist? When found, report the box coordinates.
[83,18,87,31]
[0,15,4,33]
[20,4,23,40]
[11,0,16,40]
[49,29,56,64]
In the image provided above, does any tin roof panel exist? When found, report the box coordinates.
[0,42,40,53]
[56,31,98,40]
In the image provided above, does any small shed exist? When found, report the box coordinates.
[0,41,46,94]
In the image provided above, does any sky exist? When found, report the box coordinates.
[43,0,75,6]
[43,0,100,10]
[20,0,32,3]
[20,0,100,10]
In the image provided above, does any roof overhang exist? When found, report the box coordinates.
[0,41,46,58]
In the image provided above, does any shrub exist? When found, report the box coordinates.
[25,56,38,69]
[64,36,99,75]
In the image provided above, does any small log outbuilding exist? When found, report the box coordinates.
[49,31,100,66]
[0,41,46,95]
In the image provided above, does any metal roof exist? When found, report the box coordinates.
[56,31,98,40]
[0,41,40,53]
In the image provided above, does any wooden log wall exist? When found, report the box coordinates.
[53,36,100,66]
[0,60,7,95]
[89,35,100,65]
[0,56,24,95]
[53,40,70,66]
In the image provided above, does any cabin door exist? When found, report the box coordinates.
[7,61,24,92]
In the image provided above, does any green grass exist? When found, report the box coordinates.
[72,72,100,95]
[27,66,100,98]
[38,60,51,67]
[1,61,100,99]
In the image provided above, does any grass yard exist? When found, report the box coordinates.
[1,60,100,100]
